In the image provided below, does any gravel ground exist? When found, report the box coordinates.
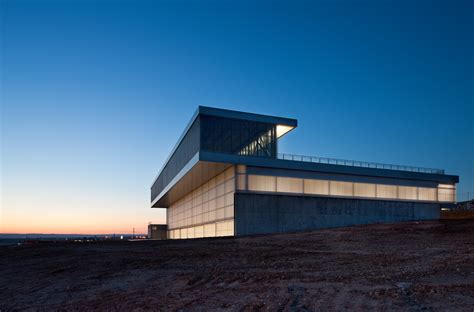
[1,219,473,311]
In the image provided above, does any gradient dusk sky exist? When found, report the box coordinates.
[1,0,473,234]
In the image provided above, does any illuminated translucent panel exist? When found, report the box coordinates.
[216,220,234,237]
[225,179,235,193]
[235,172,455,204]
[236,174,247,190]
[439,184,455,189]
[225,166,235,179]
[276,177,303,193]
[204,223,216,237]
[276,124,294,138]
[194,226,204,238]
[225,193,234,206]
[438,185,455,202]
[216,208,225,219]
[225,205,234,218]
[353,183,376,197]
[216,195,225,208]
[187,227,195,239]
[180,228,188,239]
[376,184,397,199]
[248,175,276,192]
[398,186,418,200]
[169,220,234,240]
[418,187,437,201]
[304,179,329,195]
[236,165,246,174]
[330,181,353,196]
[216,172,225,185]
[168,166,236,236]
[438,188,456,203]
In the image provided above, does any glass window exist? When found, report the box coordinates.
[200,115,277,157]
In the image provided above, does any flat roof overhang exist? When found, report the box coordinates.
[199,106,297,127]
[151,151,459,208]
[150,106,298,204]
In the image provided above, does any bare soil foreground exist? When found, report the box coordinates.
[1,220,474,311]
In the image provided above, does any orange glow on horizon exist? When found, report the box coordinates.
[1,224,153,235]
[1,210,167,235]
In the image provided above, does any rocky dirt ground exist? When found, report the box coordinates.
[1,220,474,311]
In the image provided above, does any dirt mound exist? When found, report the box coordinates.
[1,220,473,310]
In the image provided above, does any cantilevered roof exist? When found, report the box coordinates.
[150,106,297,187]
[198,106,297,128]
[150,106,298,207]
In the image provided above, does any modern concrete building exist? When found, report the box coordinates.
[151,106,458,239]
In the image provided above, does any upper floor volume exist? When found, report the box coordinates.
[151,106,458,209]
[151,106,297,207]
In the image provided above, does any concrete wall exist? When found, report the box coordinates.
[148,224,168,240]
[234,193,440,236]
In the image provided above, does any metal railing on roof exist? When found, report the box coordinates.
[277,153,444,174]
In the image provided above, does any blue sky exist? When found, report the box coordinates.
[1,0,473,233]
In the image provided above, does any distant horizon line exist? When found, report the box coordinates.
[0,233,147,237]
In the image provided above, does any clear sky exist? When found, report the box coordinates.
[1,0,473,234]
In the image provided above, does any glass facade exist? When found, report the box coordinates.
[200,115,277,158]
[167,166,235,239]
[236,167,455,203]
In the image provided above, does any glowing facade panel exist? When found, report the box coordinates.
[167,166,235,239]
[277,177,303,193]
[354,183,376,198]
[240,173,452,203]
[304,179,329,195]
[438,184,455,202]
